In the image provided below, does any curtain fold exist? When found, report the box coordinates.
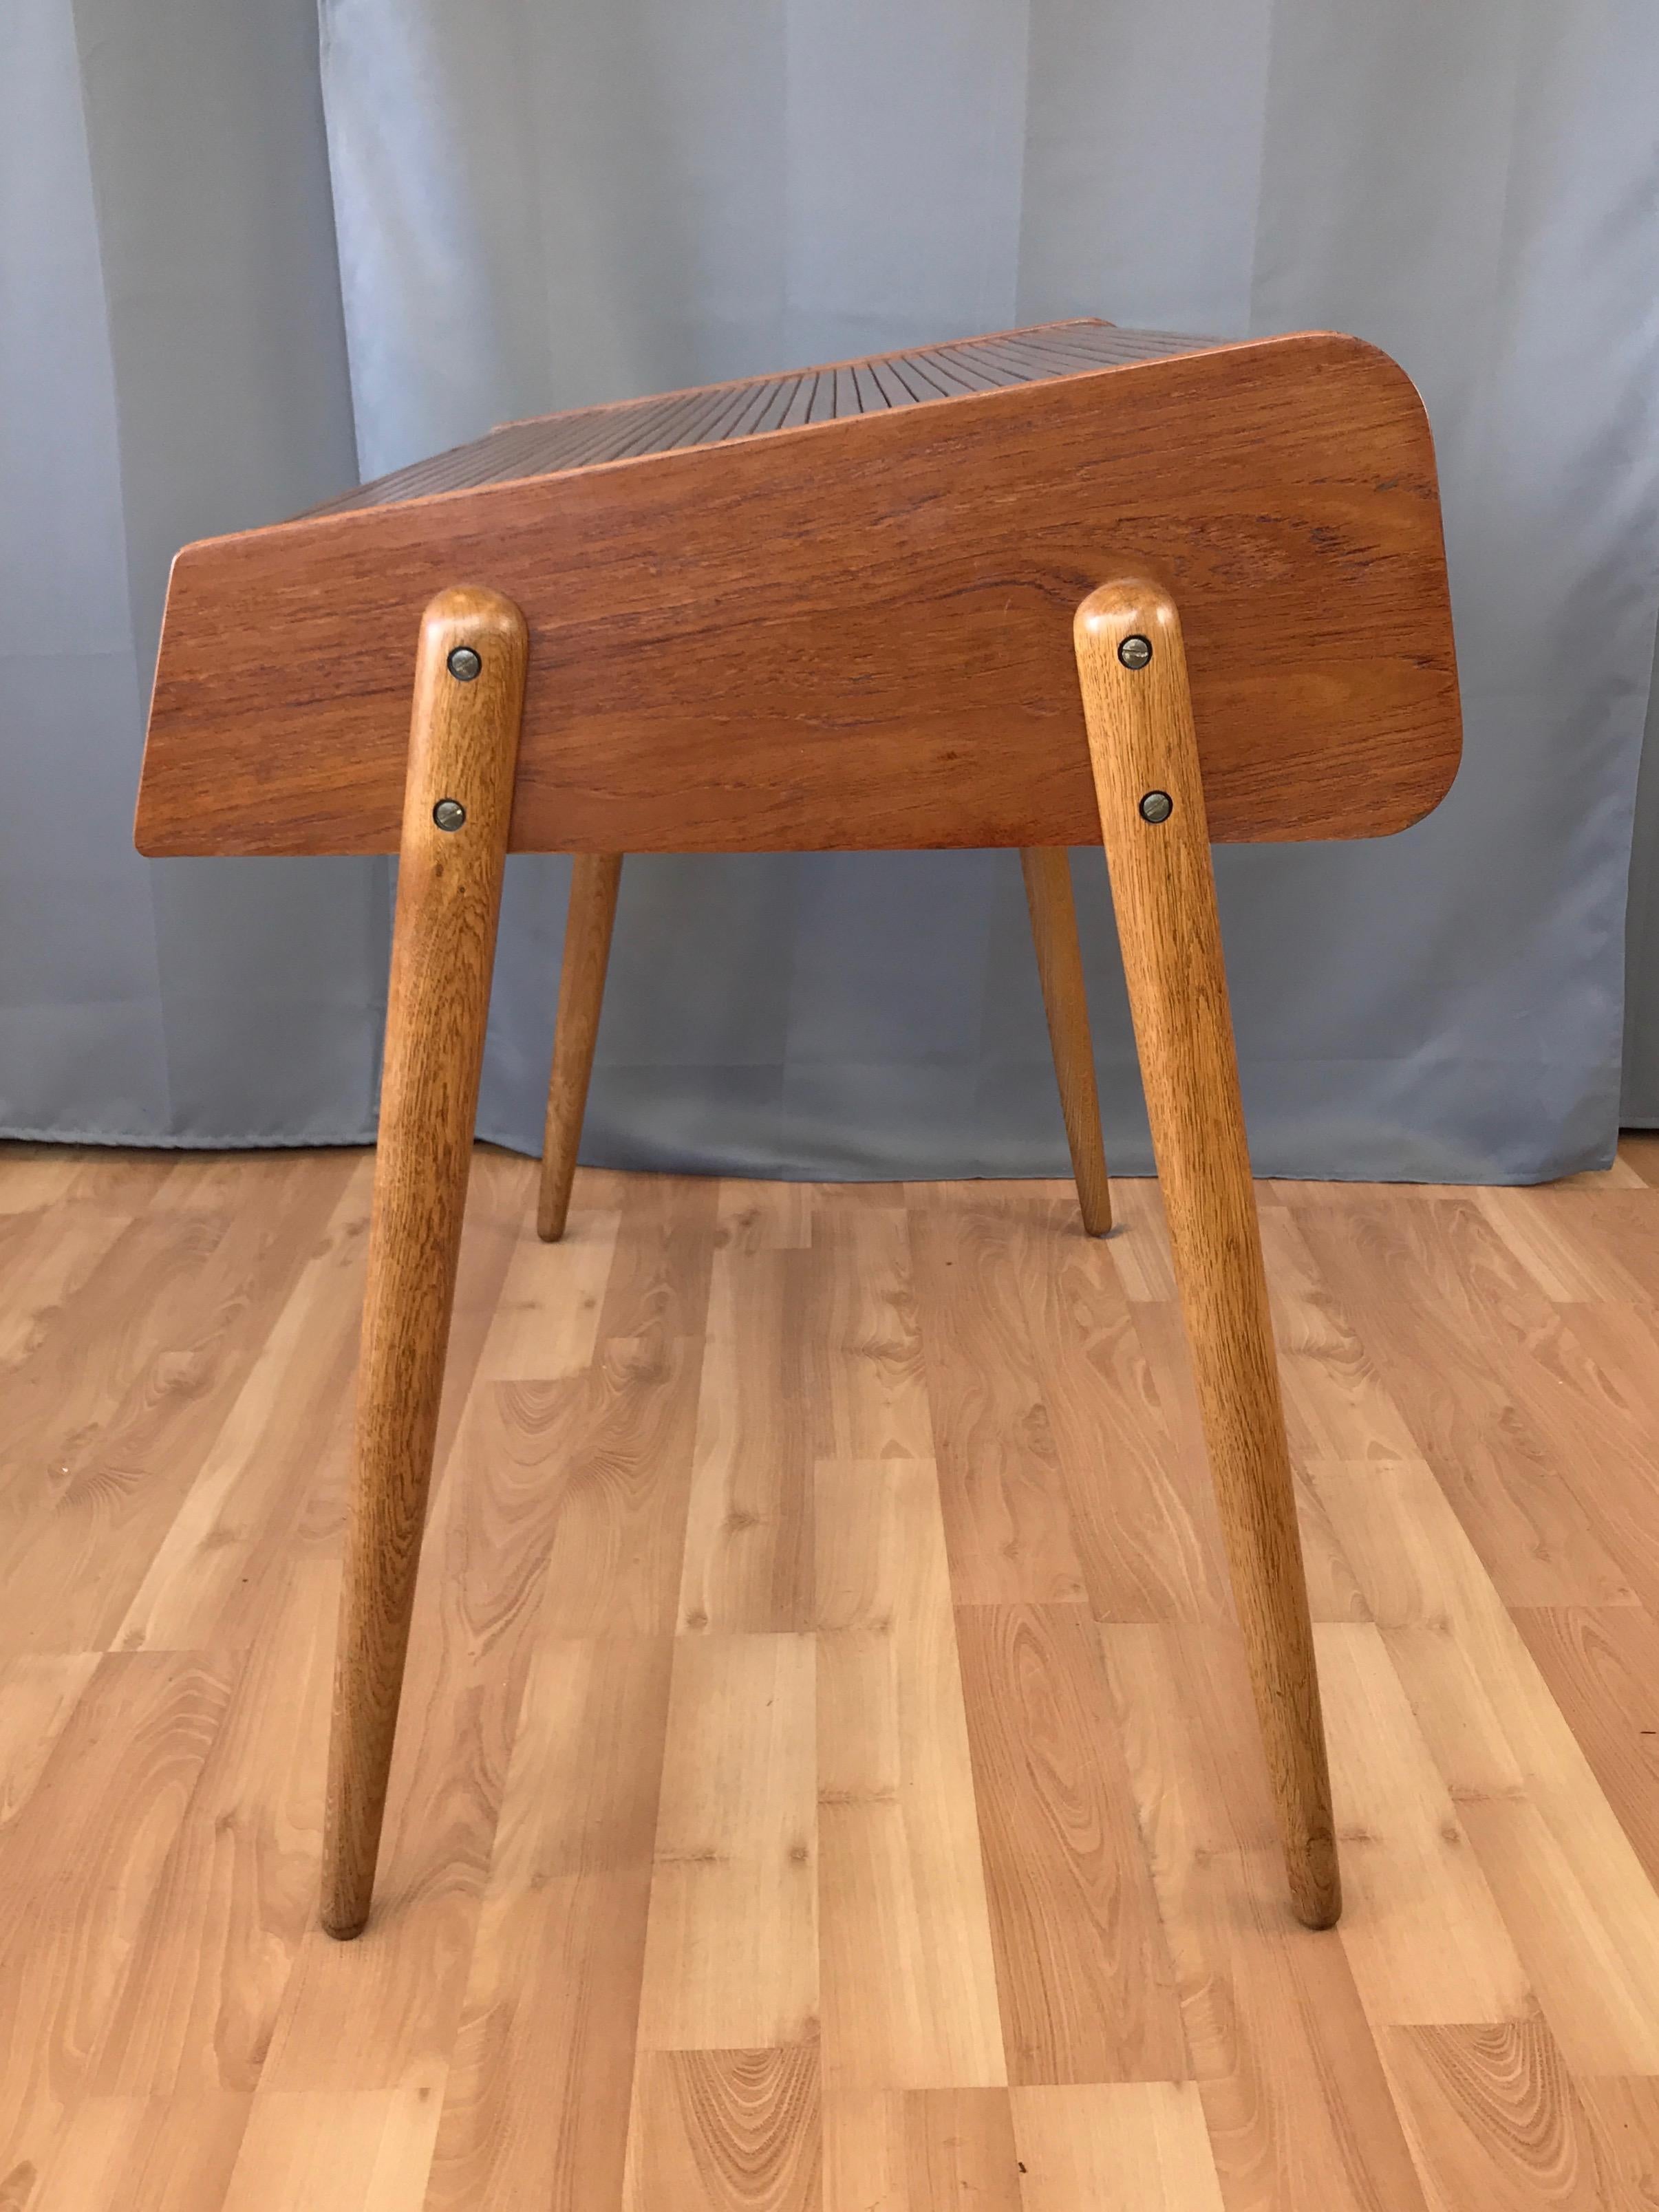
[4,0,1657,1175]
[1623,621,1659,1125]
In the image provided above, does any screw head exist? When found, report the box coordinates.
[447,645,482,683]
[1118,634,1153,669]
[1139,790,1173,824]
[433,798,467,831]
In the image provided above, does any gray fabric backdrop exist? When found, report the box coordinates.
[7,0,1659,1174]
[1625,632,1659,1126]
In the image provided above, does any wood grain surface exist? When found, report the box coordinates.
[306,321,1216,511]
[136,328,1459,857]
[320,587,527,1938]
[1019,848,1112,1235]
[1075,579,1338,1929]
[537,852,623,1243]
[4,1139,1659,2207]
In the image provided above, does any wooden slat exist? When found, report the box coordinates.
[89,1564,337,2095]
[1256,1207,1422,1463]
[716,1178,815,1252]
[280,321,1207,511]
[1011,2083,1228,2212]
[636,1633,818,2052]
[1470,1185,1654,1302]
[1457,1793,1659,2073]
[1010,1192,1234,1624]
[0,1654,99,1837]
[956,1603,1185,2083]
[1378,1197,1659,1616]
[424,1634,672,2212]
[1289,1200,1637,1607]
[1576,2074,1659,2202]
[1100,1622,1435,2212]
[677,1245,814,1633]
[1318,1622,1528,2028]
[622,2046,820,2212]
[1310,1453,1659,2069]
[114,1163,370,1653]
[0,1156,355,1653]
[524,1172,716,1640]
[1512,1604,1659,1884]
[1101,1177,1179,1303]
[217,2088,442,2212]
[475,1194,621,1382]
[1379,2019,1604,2212]
[822,2087,1022,2211]
[815,1457,1005,2089]
[804,1196,934,1464]
[0,1179,147,1367]
[26,2092,250,2212]
[0,1653,235,2185]
[912,1196,1091,1607]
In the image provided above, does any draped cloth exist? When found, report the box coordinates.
[7,0,1658,1172]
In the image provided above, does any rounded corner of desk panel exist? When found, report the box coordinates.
[138,517,411,859]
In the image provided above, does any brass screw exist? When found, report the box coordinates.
[1118,635,1153,669]
[1139,791,1173,824]
[433,799,467,831]
[447,645,482,682]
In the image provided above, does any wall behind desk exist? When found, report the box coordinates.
[6,0,1658,1179]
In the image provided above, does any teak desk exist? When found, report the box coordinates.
[137,318,1462,1943]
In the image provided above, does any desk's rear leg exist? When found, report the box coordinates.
[1073,579,1340,1929]
[321,586,527,1939]
[1020,847,1112,1234]
[537,852,623,1242]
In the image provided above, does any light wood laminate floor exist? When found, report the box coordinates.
[3,1137,1659,2210]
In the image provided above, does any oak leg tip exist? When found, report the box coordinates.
[1289,1858,1342,1931]
[536,1172,571,1243]
[320,1862,372,1940]
[1294,1900,1342,1932]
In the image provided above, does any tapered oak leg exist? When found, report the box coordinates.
[1020,847,1111,1234]
[536,852,623,1242]
[321,586,528,1938]
[1073,579,1340,1929]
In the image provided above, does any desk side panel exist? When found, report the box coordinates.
[136,334,1459,855]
